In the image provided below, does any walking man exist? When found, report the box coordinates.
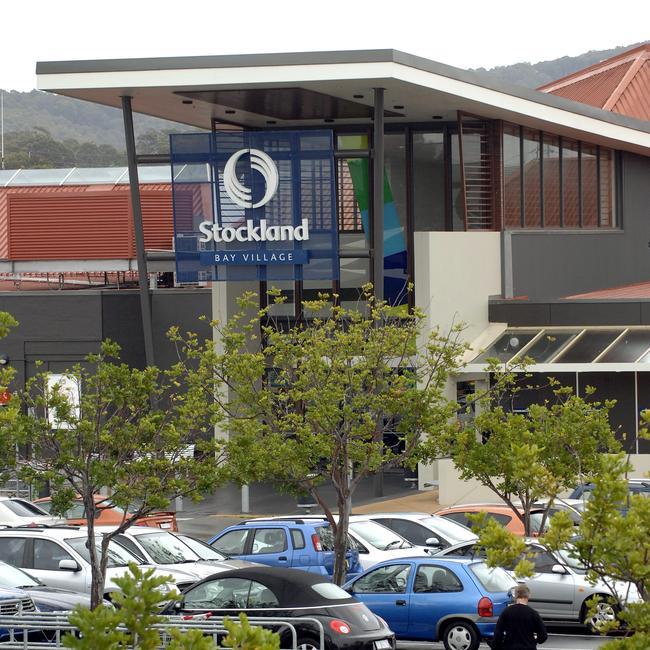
[492,584,547,649]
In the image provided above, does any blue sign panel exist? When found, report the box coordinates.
[170,130,338,283]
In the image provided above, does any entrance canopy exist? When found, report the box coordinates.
[36,49,650,155]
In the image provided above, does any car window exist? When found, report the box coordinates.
[114,535,147,562]
[33,539,74,570]
[442,512,469,528]
[528,549,558,573]
[136,532,198,564]
[0,537,28,567]
[251,528,287,554]
[212,529,249,555]
[184,577,252,609]
[379,518,430,546]
[316,526,334,551]
[353,564,411,594]
[447,544,484,558]
[349,521,410,550]
[247,581,279,608]
[177,535,227,561]
[66,536,142,568]
[486,513,512,526]
[311,583,351,600]
[414,565,463,593]
[2,500,47,517]
[290,529,305,550]
[65,503,88,519]
[0,561,41,587]
[470,562,516,592]
[10,500,50,516]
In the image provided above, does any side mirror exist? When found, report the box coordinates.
[58,559,80,572]
[425,537,442,547]
[173,598,185,610]
[551,564,567,575]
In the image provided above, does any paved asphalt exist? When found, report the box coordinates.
[398,635,610,649]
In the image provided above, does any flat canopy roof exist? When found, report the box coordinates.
[36,49,650,156]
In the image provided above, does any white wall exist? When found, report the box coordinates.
[414,232,502,490]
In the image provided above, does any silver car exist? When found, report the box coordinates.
[0,526,199,599]
[435,540,640,629]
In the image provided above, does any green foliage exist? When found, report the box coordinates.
[172,285,467,584]
[222,613,280,650]
[0,339,229,607]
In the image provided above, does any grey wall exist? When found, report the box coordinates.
[509,152,650,299]
[0,289,211,392]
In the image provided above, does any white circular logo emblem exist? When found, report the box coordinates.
[223,148,279,209]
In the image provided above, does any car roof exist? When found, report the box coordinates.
[438,504,541,515]
[365,512,433,518]
[0,525,88,539]
[189,566,355,607]
[94,525,163,536]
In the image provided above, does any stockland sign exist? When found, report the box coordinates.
[171,131,338,283]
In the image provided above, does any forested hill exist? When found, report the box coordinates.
[0,42,645,167]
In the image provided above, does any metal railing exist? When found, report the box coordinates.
[0,613,325,649]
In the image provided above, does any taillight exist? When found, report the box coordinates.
[311,533,323,552]
[478,596,493,617]
[329,619,351,635]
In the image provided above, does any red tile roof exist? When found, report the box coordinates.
[539,44,650,121]
[567,281,650,300]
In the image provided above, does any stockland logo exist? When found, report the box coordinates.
[199,147,310,244]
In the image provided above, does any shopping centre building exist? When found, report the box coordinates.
[8,45,650,500]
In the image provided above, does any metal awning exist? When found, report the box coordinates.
[463,326,650,373]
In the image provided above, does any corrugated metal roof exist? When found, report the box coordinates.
[567,281,650,300]
[539,44,650,121]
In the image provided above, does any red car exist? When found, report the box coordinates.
[33,495,178,532]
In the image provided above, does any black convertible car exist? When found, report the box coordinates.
[162,566,395,650]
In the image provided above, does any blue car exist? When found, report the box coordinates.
[343,557,515,650]
[209,518,362,581]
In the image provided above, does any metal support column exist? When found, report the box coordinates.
[121,95,155,368]
[372,88,385,498]
[372,88,385,303]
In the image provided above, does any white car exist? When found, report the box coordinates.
[0,525,200,599]
[364,512,478,549]
[97,526,258,582]
[0,497,64,527]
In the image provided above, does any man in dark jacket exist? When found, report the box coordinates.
[492,584,547,649]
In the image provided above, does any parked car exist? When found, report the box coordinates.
[435,504,547,536]
[0,525,199,599]
[365,512,478,549]
[569,479,650,513]
[163,566,395,650]
[343,556,515,650]
[34,495,177,531]
[98,526,257,584]
[435,540,641,629]
[0,586,36,642]
[0,497,63,527]
[0,559,95,612]
[208,518,362,581]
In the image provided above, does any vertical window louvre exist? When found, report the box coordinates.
[599,148,614,227]
[562,139,580,227]
[502,124,521,228]
[543,134,561,227]
[522,128,542,228]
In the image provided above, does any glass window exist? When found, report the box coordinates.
[0,562,41,587]
[542,134,561,227]
[413,132,445,231]
[379,518,430,546]
[290,529,305,550]
[555,331,621,362]
[114,535,146,562]
[3,500,49,517]
[522,129,542,228]
[528,549,558,573]
[0,538,27,567]
[348,521,411,550]
[310,583,351,600]
[441,512,469,528]
[599,331,650,362]
[469,563,516,592]
[472,331,538,363]
[599,148,614,227]
[337,159,366,234]
[503,124,522,228]
[247,582,279,608]
[450,134,465,231]
[184,577,252,609]
[316,526,335,552]
[65,536,141,568]
[420,517,477,544]
[519,331,578,363]
[177,535,227,561]
[136,532,199,564]
[211,529,249,556]
[33,539,74,570]
[414,565,463,593]
[562,139,580,227]
[581,143,598,227]
[251,528,287,554]
[352,563,411,594]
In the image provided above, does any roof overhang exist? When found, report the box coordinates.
[36,49,650,156]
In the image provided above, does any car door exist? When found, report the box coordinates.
[241,527,291,567]
[407,564,469,640]
[349,563,412,635]
[28,538,89,593]
[210,528,251,558]
[523,546,575,621]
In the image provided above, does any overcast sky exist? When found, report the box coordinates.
[1,0,648,91]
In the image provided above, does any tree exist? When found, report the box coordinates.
[173,287,467,585]
[424,376,620,536]
[0,340,229,608]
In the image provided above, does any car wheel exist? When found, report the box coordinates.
[296,637,322,650]
[442,621,480,650]
[581,597,618,633]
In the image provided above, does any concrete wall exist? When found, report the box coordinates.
[414,231,502,490]
[508,152,650,299]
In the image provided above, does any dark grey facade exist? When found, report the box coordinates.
[0,289,211,391]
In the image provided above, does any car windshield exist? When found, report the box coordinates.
[66,536,143,568]
[470,562,516,592]
[137,532,200,564]
[177,535,227,561]
[421,517,477,543]
[555,546,587,574]
[0,561,41,587]
[2,500,49,517]
[349,521,411,550]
